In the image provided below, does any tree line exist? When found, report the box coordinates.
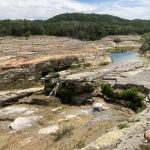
[1,13,150,40]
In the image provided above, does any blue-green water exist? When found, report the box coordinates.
[110,51,145,63]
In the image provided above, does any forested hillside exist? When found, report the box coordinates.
[1,13,150,40]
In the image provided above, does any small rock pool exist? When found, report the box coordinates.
[110,51,146,63]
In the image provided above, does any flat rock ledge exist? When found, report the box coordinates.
[0,87,44,106]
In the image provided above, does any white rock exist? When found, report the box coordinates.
[24,110,35,115]
[92,103,109,112]
[10,116,43,131]
[52,107,62,112]
[65,114,78,119]
[38,123,59,134]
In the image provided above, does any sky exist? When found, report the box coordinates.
[0,0,150,20]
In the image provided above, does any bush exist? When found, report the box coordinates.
[117,123,129,130]
[140,32,150,53]
[119,87,139,101]
[119,88,145,112]
[101,83,115,98]
[101,83,146,112]
[73,141,86,149]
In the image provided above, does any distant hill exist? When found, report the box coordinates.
[48,13,126,23]
[1,13,150,40]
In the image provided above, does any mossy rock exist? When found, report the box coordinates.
[56,81,94,103]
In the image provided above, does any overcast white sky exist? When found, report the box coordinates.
[0,0,150,20]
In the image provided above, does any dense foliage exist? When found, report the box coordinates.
[1,13,150,40]
[140,32,150,53]
[101,83,145,112]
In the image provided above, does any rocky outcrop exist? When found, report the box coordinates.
[102,62,150,92]
[44,61,149,104]
[0,56,79,90]
[0,53,111,91]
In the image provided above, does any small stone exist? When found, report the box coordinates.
[52,107,62,112]
[65,115,78,119]
[38,123,59,135]
[92,103,109,112]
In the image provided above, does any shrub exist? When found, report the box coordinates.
[119,87,145,112]
[119,88,138,101]
[140,32,150,53]
[101,83,146,112]
[117,123,129,130]
[101,83,115,98]
[73,141,86,149]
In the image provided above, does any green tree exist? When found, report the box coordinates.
[140,32,150,53]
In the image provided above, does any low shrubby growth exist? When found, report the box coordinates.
[140,143,150,150]
[107,46,137,53]
[117,123,129,130]
[101,82,115,98]
[101,82,146,112]
[73,141,86,149]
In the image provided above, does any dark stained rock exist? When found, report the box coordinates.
[31,95,61,107]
